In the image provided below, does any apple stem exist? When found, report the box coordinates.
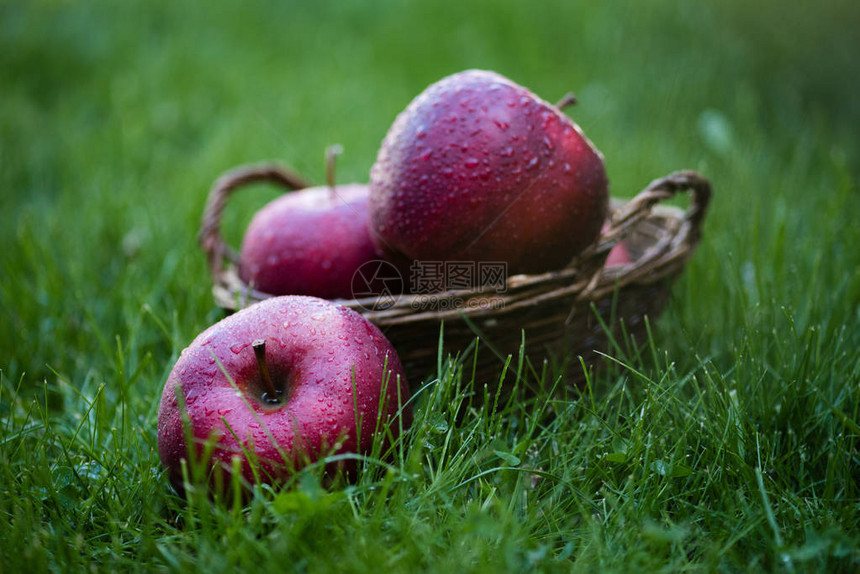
[556,92,578,110]
[325,144,343,201]
[252,339,282,405]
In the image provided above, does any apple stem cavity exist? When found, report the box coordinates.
[556,92,578,110]
[325,144,344,201]
[252,339,283,405]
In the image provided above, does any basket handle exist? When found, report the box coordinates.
[602,170,711,248]
[198,163,311,278]
[568,170,711,299]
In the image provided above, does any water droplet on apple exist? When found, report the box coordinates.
[542,135,554,151]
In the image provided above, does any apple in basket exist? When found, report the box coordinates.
[157,296,411,491]
[369,69,609,277]
[238,147,398,300]
[601,222,632,267]
[238,182,382,300]
[605,241,632,267]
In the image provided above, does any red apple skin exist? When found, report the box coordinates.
[601,222,632,267]
[239,184,380,299]
[369,69,609,276]
[605,241,632,267]
[157,296,411,491]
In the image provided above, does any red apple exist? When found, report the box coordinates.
[157,296,411,491]
[605,241,631,267]
[369,69,609,277]
[601,223,632,267]
[239,184,381,299]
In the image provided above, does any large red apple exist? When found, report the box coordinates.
[239,184,381,299]
[157,296,411,491]
[369,69,609,277]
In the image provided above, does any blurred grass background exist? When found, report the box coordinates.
[2,0,859,571]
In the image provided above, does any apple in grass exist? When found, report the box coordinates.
[157,296,411,492]
[369,69,609,278]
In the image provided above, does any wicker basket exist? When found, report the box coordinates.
[199,166,711,386]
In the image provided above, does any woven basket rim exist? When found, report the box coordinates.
[199,167,711,325]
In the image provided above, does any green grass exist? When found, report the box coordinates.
[2,0,859,571]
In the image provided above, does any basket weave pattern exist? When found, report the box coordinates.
[200,167,711,384]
